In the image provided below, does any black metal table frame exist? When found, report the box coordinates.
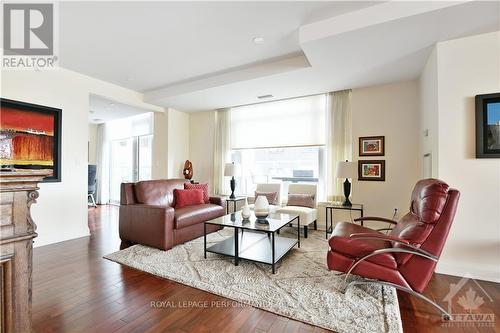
[325,205,364,239]
[204,216,300,274]
[225,197,246,215]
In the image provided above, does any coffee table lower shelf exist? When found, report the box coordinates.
[205,231,298,273]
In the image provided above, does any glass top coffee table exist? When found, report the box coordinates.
[204,211,300,274]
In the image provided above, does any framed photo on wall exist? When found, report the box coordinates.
[476,93,500,158]
[0,98,62,182]
[358,160,385,181]
[359,136,385,156]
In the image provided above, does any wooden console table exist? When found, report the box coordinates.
[0,170,48,333]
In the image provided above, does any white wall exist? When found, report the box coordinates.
[427,31,500,282]
[189,110,216,193]
[167,108,190,179]
[419,47,439,178]
[88,123,98,164]
[1,68,162,247]
[350,81,420,224]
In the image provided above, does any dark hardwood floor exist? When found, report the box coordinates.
[32,205,499,333]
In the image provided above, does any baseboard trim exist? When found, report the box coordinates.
[436,260,500,283]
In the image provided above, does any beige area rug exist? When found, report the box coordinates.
[104,229,402,333]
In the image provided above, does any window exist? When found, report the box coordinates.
[107,113,154,203]
[231,146,324,198]
[230,95,327,199]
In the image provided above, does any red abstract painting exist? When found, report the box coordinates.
[1,99,61,182]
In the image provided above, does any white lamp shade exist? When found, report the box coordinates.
[336,161,357,179]
[224,163,241,177]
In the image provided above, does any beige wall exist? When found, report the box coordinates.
[1,68,162,247]
[152,108,190,179]
[427,31,500,282]
[350,81,420,225]
[188,81,420,228]
[189,110,216,193]
[167,108,190,178]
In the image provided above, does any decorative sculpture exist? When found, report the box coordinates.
[183,160,193,180]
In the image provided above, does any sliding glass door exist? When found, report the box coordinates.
[109,134,153,204]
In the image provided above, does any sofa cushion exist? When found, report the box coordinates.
[174,189,204,208]
[329,222,396,269]
[174,204,224,229]
[276,205,317,225]
[185,183,210,203]
[249,204,280,213]
[134,179,186,206]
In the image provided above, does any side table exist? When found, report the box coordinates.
[325,203,364,239]
[225,196,247,214]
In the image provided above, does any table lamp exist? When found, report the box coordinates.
[224,162,241,199]
[336,160,357,207]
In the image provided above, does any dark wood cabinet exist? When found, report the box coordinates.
[0,170,48,333]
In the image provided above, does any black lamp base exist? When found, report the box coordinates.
[342,178,352,207]
[229,177,236,199]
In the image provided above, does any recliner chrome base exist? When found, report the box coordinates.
[346,279,452,321]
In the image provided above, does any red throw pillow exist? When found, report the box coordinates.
[184,183,210,204]
[174,189,204,208]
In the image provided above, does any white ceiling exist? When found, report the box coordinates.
[89,94,151,124]
[60,1,499,112]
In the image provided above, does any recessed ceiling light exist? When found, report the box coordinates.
[126,77,134,81]
[109,103,115,107]
[257,94,273,99]
[253,37,265,44]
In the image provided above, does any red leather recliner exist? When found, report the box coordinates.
[327,179,460,319]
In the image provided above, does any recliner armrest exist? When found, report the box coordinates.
[349,232,409,244]
[353,216,398,224]
[349,232,437,259]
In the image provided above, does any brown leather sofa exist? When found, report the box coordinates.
[119,179,225,250]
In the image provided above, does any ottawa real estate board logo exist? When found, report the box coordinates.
[2,3,58,69]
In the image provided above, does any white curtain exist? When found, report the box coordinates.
[326,90,352,202]
[213,108,231,195]
[95,123,110,204]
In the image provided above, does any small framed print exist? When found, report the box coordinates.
[358,160,385,181]
[359,136,385,156]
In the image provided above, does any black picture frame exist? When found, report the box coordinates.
[358,160,385,181]
[0,98,62,182]
[476,93,500,158]
[359,136,385,156]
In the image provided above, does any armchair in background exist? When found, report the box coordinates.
[276,183,318,238]
[248,183,282,213]
[88,164,97,207]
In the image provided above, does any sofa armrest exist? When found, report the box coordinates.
[353,216,398,225]
[119,204,176,250]
[209,196,225,207]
